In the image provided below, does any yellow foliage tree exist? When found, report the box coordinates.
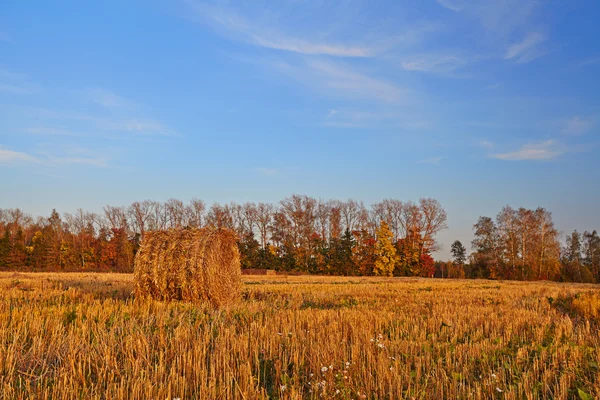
[374,221,397,276]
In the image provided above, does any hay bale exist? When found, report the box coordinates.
[134,228,241,307]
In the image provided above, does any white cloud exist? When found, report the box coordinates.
[491,140,563,161]
[454,0,540,39]
[401,53,470,74]
[562,116,595,135]
[505,32,548,64]
[479,140,495,149]
[251,36,372,58]
[88,88,133,109]
[0,146,40,164]
[436,0,461,12]
[190,3,373,58]
[0,145,109,167]
[301,59,406,103]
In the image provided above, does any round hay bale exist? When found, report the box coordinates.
[134,228,241,307]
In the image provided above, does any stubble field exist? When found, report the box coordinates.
[0,272,599,399]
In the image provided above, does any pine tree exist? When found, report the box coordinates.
[0,229,9,268]
[374,221,397,276]
[451,240,466,266]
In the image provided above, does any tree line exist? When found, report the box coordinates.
[436,206,600,283]
[0,196,447,276]
[2,200,597,282]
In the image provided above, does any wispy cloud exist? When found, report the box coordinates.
[10,105,176,136]
[0,146,41,164]
[0,68,39,94]
[87,88,133,109]
[189,2,374,58]
[0,145,109,167]
[436,0,461,12]
[579,56,600,67]
[483,83,502,90]
[479,140,495,149]
[505,32,548,64]
[401,53,471,75]
[112,119,176,136]
[297,59,406,103]
[0,83,37,95]
[256,167,277,176]
[323,108,430,130]
[26,127,78,136]
[324,109,390,128]
[251,35,371,58]
[562,116,595,135]
[438,0,540,39]
[491,140,563,161]
[419,156,444,164]
[46,155,108,167]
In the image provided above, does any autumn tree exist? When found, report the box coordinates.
[374,221,396,276]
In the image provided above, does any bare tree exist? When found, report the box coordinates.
[128,200,153,238]
[104,205,129,231]
[315,199,332,241]
[165,198,187,229]
[419,198,448,252]
[205,203,234,230]
[255,202,274,248]
[340,199,361,233]
[187,198,206,228]
[497,206,519,274]
[372,199,404,240]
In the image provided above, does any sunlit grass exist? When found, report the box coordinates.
[1,272,599,399]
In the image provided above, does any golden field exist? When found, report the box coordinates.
[1,272,599,400]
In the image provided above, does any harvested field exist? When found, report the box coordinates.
[0,272,599,399]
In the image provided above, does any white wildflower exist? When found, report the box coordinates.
[321,366,328,373]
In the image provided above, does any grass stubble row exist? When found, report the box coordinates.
[0,272,599,399]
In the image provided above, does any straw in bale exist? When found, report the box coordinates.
[134,227,241,307]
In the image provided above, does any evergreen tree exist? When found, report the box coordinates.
[374,221,396,276]
[451,240,467,268]
[0,229,9,268]
[583,230,600,282]
[238,232,261,270]
[562,231,583,282]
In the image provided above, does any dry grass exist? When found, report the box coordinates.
[134,228,241,307]
[1,271,599,399]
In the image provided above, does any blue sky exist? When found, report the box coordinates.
[1,0,599,259]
